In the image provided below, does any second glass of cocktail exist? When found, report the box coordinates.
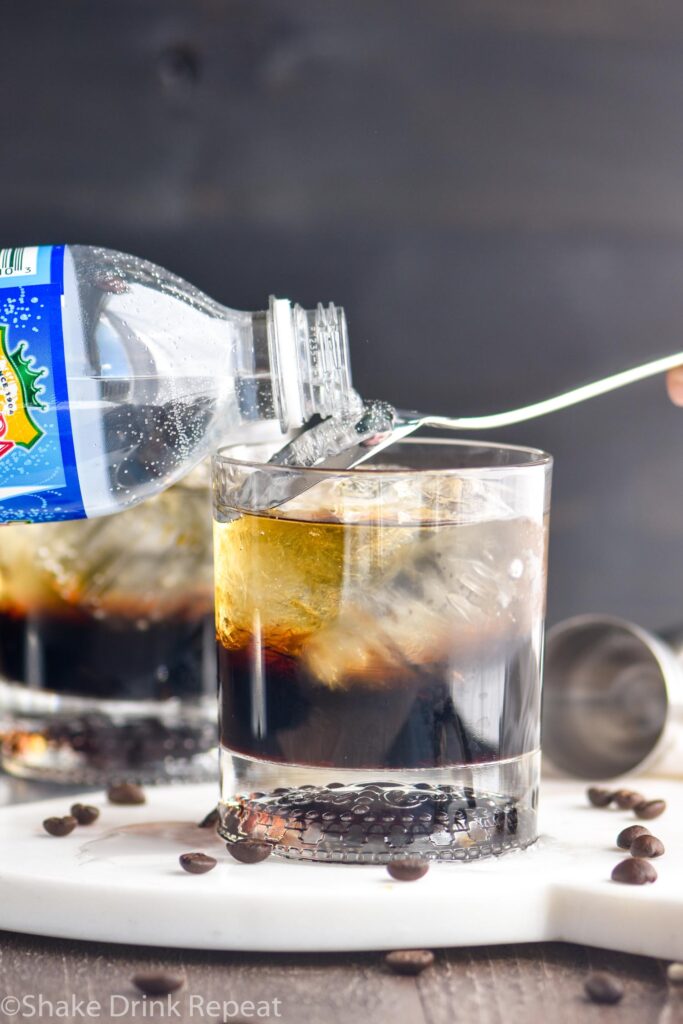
[214,439,551,863]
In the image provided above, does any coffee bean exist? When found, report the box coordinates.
[70,803,100,826]
[197,807,219,829]
[584,972,624,1005]
[132,972,184,996]
[387,858,429,882]
[179,852,217,874]
[611,858,657,884]
[616,825,650,850]
[667,963,683,984]
[634,799,666,820]
[587,787,614,808]
[385,950,435,975]
[629,834,665,858]
[107,782,146,806]
[43,816,77,837]
[613,789,645,810]
[226,840,272,864]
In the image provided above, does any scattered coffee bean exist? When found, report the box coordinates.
[611,858,657,885]
[225,840,272,864]
[197,807,219,829]
[179,852,217,874]
[613,789,645,810]
[387,858,430,882]
[584,972,624,1005]
[587,787,614,808]
[43,816,77,837]
[385,950,435,975]
[107,782,146,806]
[616,825,650,850]
[70,803,100,826]
[634,799,666,820]
[629,834,664,859]
[667,963,683,984]
[132,972,185,996]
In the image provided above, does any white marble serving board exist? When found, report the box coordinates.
[0,780,681,957]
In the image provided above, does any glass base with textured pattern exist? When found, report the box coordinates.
[219,749,539,863]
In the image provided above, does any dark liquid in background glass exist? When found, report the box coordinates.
[0,610,211,701]
[0,609,215,773]
[0,476,217,780]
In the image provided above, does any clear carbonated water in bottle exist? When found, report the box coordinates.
[0,244,356,523]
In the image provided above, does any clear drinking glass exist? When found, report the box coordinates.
[0,466,217,783]
[214,439,552,863]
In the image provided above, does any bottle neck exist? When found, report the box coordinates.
[266,297,358,431]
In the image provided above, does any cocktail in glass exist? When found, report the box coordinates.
[214,439,551,862]
[0,466,216,782]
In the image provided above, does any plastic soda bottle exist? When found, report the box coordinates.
[0,245,355,522]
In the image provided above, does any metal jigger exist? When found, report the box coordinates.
[542,615,683,779]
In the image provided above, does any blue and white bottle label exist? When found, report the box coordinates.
[0,245,85,522]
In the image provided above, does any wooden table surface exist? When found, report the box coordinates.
[0,931,677,1024]
[0,778,680,1023]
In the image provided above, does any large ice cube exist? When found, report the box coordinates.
[301,517,545,690]
[214,513,416,655]
[29,465,212,620]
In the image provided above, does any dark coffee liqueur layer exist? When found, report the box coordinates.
[0,608,211,701]
[219,640,538,770]
[0,609,216,773]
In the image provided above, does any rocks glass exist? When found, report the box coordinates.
[0,467,216,783]
[214,439,551,863]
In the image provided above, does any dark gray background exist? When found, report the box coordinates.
[2,0,682,629]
